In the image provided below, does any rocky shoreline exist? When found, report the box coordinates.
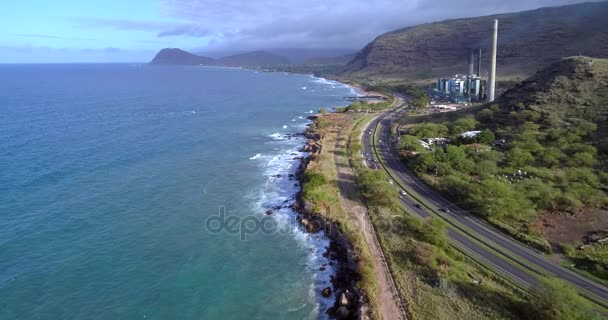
[290,118,364,320]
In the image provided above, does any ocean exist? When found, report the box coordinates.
[0,64,355,319]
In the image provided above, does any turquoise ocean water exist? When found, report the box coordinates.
[0,64,355,319]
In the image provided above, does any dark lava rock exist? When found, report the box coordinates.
[321,287,332,298]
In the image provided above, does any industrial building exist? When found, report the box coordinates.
[436,73,486,103]
[436,20,498,103]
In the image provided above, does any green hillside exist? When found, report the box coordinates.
[397,57,608,276]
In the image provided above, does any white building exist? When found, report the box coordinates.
[460,131,482,138]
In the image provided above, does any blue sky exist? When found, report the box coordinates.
[0,0,593,63]
[1,0,212,62]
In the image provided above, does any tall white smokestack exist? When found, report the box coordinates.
[488,19,498,102]
[477,48,482,76]
[468,49,474,76]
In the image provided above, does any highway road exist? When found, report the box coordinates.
[360,107,608,308]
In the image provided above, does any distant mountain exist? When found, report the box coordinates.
[149,48,215,66]
[216,51,289,67]
[149,49,291,68]
[304,53,355,66]
[342,2,608,80]
[265,48,356,64]
[196,48,356,64]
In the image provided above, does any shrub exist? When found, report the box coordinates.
[526,277,600,320]
[399,135,425,152]
[476,109,494,123]
[408,123,449,139]
[449,116,478,135]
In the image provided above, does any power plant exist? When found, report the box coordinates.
[436,19,498,104]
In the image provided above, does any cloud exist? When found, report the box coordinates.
[155,0,597,51]
[157,25,210,37]
[136,40,176,44]
[73,17,208,40]
[74,18,182,32]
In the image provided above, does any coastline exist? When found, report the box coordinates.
[291,78,368,319]
[292,125,362,320]
[254,74,367,319]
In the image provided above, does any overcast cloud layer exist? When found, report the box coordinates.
[0,0,600,62]
[156,0,597,51]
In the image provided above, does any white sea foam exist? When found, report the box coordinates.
[269,133,288,141]
[309,74,362,97]
[301,86,307,90]
[298,116,304,119]
[249,154,262,160]
[282,125,288,129]
[287,303,308,312]
[250,120,334,318]
[309,75,336,86]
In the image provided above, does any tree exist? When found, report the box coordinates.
[319,108,329,114]
[442,145,470,173]
[399,135,425,152]
[449,116,478,135]
[469,178,535,220]
[438,173,473,200]
[538,147,563,168]
[569,151,597,167]
[409,123,449,139]
[476,129,495,144]
[409,152,436,172]
[474,160,498,178]
[527,277,600,320]
[506,147,534,168]
[476,109,494,123]
[410,95,429,110]
[516,179,560,211]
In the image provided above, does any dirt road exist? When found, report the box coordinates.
[333,127,406,320]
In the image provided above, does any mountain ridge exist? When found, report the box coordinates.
[149,47,353,68]
[149,48,215,66]
[342,1,608,81]
[216,50,290,67]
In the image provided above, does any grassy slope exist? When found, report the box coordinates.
[397,57,608,274]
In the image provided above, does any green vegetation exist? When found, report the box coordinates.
[345,120,529,319]
[342,96,395,113]
[318,107,329,114]
[355,83,430,110]
[526,278,601,320]
[301,171,336,210]
[300,114,381,319]
[398,57,608,268]
[398,135,426,152]
[408,122,448,139]
[393,85,429,110]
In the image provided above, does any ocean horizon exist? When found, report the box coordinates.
[0,64,356,319]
